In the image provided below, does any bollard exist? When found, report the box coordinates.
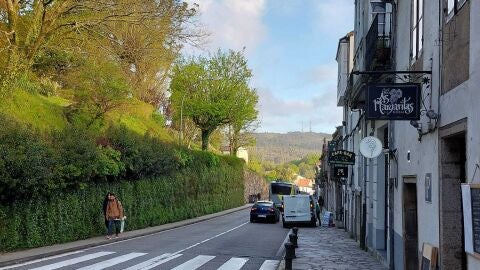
[292,227,298,235]
[284,242,295,270]
[289,233,298,248]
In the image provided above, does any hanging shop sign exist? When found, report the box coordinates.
[359,136,383,159]
[328,141,338,152]
[328,150,355,165]
[366,84,421,120]
[333,166,349,178]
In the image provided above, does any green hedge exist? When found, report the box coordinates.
[0,156,244,251]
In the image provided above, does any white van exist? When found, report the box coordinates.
[281,194,317,228]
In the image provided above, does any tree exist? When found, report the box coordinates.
[65,60,130,128]
[170,50,258,150]
[0,0,202,92]
[106,0,203,107]
[225,90,259,155]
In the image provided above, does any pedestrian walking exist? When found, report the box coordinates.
[105,192,124,239]
[317,196,324,211]
[315,200,321,226]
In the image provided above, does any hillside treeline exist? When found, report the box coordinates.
[250,132,330,164]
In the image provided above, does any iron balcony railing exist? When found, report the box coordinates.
[365,14,391,71]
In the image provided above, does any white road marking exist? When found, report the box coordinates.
[81,210,250,251]
[0,251,84,270]
[217,257,249,270]
[258,260,280,270]
[170,255,215,270]
[123,253,183,270]
[76,252,146,270]
[170,222,249,256]
[2,218,252,270]
[29,252,114,270]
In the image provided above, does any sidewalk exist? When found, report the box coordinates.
[278,226,387,270]
[0,204,251,267]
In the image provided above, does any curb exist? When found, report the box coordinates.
[275,229,291,270]
[0,204,252,268]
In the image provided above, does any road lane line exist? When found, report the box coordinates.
[259,260,280,270]
[123,253,183,270]
[0,251,84,270]
[170,222,249,255]
[81,209,250,251]
[76,252,146,270]
[170,255,215,270]
[217,257,249,270]
[29,252,115,270]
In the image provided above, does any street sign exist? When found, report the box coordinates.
[366,84,421,120]
[328,150,355,165]
[334,166,348,178]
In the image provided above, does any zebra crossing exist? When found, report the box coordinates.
[0,251,280,270]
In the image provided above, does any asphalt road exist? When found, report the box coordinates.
[1,209,289,270]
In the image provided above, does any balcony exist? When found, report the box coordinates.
[365,14,391,71]
[345,13,392,109]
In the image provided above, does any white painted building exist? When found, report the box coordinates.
[334,0,480,269]
[236,147,249,163]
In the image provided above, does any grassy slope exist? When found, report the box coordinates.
[106,98,173,141]
[0,90,173,141]
[0,90,70,131]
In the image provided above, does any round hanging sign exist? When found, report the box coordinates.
[359,136,383,158]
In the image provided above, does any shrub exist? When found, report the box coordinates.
[0,117,247,251]
[0,156,245,251]
[0,114,59,201]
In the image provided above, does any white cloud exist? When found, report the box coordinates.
[189,0,267,53]
[304,62,338,85]
[311,88,343,128]
[258,89,312,118]
[257,87,342,133]
[313,0,354,37]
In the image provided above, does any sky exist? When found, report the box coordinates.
[184,0,355,134]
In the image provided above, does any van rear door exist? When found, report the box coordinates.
[283,195,311,223]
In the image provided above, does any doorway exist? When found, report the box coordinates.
[403,177,418,270]
[439,121,467,270]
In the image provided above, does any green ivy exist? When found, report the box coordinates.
[0,156,244,251]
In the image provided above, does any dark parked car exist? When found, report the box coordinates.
[250,201,280,223]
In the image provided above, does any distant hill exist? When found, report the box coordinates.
[249,132,332,164]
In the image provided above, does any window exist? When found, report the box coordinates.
[411,0,423,61]
[371,2,386,36]
[447,0,455,14]
[271,184,293,196]
[447,0,467,19]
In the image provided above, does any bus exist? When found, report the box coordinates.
[269,181,299,209]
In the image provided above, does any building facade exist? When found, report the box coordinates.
[331,0,480,269]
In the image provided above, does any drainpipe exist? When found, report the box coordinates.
[360,115,368,250]
[436,0,443,267]
[389,2,397,269]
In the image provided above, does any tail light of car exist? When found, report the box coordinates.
[310,202,314,209]
[251,207,257,212]
[267,207,275,212]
